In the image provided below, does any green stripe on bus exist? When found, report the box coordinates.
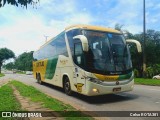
[118,72,132,80]
[45,57,58,79]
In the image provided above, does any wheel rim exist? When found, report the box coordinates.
[65,81,70,93]
[37,75,41,84]
[37,76,39,83]
[39,79,41,84]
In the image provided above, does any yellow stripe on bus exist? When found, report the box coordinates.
[94,73,119,81]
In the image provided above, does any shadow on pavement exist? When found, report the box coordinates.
[41,82,139,105]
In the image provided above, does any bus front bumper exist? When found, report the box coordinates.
[85,79,134,96]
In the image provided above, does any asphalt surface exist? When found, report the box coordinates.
[1,72,160,120]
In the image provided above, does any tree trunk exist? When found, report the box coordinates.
[0,62,2,74]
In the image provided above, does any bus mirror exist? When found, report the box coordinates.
[126,39,142,53]
[73,35,89,52]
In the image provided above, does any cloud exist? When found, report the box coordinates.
[38,0,76,16]
[0,0,94,56]
[0,17,44,55]
[101,0,144,33]
[125,25,143,34]
[0,0,160,57]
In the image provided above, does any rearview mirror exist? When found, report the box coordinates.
[126,39,142,53]
[73,35,89,52]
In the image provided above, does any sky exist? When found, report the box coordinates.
[0,0,160,57]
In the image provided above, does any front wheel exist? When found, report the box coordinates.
[64,77,72,95]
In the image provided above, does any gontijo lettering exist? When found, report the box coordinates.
[36,61,44,67]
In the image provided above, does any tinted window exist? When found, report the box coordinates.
[55,34,68,56]
[33,33,68,60]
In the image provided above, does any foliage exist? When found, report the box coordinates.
[3,51,33,71]
[0,0,39,8]
[0,48,15,73]
[134,69,139,78]
[115,24,160,78]
[131,30,160,77]
[146,64,160,78]
[0,73,5,77]
[115,23,124,32]
[3,62,15,70]
[15,51,34,71]
[135,78,160,86]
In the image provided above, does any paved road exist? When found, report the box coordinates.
[2,72,160,120]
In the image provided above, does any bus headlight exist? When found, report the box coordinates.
[88,77,103,84]
[92,88,99,93]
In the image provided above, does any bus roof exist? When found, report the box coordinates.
[35,24,121,51]
[65,24,121,34]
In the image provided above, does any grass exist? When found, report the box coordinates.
[16,71,26,74]
[134,78,160,86]
[0,84,21,111]
[0,84,21,119]
[0,73,5,77]
[10,80,93,120]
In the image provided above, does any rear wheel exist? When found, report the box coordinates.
[37,73,43,85]
[64,77,72,95]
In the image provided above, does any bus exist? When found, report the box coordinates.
[33,24,141,96]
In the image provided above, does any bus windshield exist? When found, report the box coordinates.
[83,30,132,75]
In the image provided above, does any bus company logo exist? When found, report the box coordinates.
[2,112,11,117]
[116,81,119,85]
[36,61,44,67]
[60,60,68,65]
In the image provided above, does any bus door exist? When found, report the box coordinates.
[74,40,86,93]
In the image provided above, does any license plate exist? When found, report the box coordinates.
[113,87,121,92]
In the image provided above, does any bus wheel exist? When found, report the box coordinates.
[37,73,43,85]
[64,77,72,95]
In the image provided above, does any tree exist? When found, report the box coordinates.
[15,51,33,71]
[3,62,15,70]
[114,24,160,78]
[114,23,124,33]
[0,0,39,8]
[114,23,131,38]
[0,48,15,73]
[127,30,160,77]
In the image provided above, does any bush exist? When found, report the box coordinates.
[146,64,160,78]
[134,69,139,78]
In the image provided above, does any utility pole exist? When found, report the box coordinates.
[143,0,146,77]
[44,35,49,42]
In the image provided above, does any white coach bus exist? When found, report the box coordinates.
[33,24,141,96]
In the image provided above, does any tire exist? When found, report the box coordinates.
[64,77,72,95]
[37,73,43,85]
